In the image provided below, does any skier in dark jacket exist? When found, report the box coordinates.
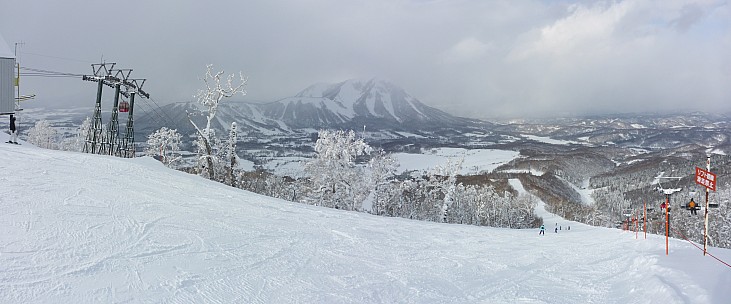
[9,115,18,144]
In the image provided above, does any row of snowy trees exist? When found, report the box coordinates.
[18,117,91,151]
[232,129,540,228]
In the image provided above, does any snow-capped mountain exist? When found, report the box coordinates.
[257,79,473,129]
[137,79,481,139]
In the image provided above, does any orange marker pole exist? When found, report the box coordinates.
[643,200,647,240]
[635,213,640,240]
[666,194,670,255]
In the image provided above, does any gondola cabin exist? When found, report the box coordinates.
[119,100,129,113]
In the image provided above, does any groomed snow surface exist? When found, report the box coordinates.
[2,135,731,303]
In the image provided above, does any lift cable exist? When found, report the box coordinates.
[19,66,85,77]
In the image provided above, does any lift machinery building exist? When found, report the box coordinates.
[0,33,16,115]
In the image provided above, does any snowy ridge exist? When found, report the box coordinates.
[2,133,731,302]
[135,79,482,138]
[259,78,465,129]
[295,79,401,121]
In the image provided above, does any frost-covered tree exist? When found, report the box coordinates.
[187,64,247,180]
[709,184,731,248]
[304,130,373,211]
[430,158,464,222]
[26,120,57,149]
[59,117,91,152]
[225,122,238,187]
[238,170,300,202]
[591,188,631,225]
[367,149,398,215]
[144,127,182,167]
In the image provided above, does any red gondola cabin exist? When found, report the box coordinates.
[119,101,129,113]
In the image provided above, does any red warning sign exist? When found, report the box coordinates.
[695,167,717,191]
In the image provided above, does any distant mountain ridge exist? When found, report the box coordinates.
[138,78,481,137]
[258,78,470,129]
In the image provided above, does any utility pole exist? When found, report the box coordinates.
[14,42,23,111]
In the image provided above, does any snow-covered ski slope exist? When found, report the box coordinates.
[2,136,731,303]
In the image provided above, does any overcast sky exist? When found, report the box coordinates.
[1,0,729,118]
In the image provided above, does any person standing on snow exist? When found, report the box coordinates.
[539,224,545,235]
[555,227,558,233]
[9,115,18,144]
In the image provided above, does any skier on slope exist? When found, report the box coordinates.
[539,224,545,235]
[8,115,18,144]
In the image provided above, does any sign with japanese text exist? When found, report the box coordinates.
[695,167,717,191]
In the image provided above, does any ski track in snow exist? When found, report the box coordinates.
[0,139,730,303]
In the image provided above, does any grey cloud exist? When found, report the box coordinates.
[670,3,706,32]
[0,0,728,119]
